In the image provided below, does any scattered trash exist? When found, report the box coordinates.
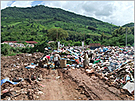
[2,89,10,94]
[1,77,20,85]
[122,82,134,94]
[37,91,44,95]
[39,84,46,87]
[56,76,61,79]
[25,64,37,69]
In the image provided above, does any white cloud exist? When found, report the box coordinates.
[111,1,134,26]
[41,1,84,13]
[41,1,134,26]
[11,1,33,8]
[1,1,134,26]
[1,1,13,9]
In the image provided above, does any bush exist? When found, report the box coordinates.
[1,44,12,55]
[74,41,81,46]
[8,52,16,56]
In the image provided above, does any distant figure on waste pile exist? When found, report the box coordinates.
[39,55,48,68]
[89,51,94,59]
[88,51,94,63]
[83,51,89,68]
[46,54,51,62]
[53,54,61,69]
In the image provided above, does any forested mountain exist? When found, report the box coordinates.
[122,22,134,27]
[1,5,119,42]
[2,5,118,31]
[1,5,134,48]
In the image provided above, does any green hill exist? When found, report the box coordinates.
[1,5,134,47]
[1,5,119,42]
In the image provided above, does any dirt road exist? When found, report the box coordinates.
[39,69,87,100]
[38,68,133,100]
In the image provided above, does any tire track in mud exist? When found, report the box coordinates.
[57,69,88,100]
[39,69,87,100]
[62,69,131,100]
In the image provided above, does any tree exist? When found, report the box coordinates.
[47,28,68,41]
[58,28,68,40]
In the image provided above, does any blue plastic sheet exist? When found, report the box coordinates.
[103,48,106,52]
[1,78,19,85]
[100,49,102,52]
[71,64,76,67]
[60,58,67,60]
[70,59,75,62]
[79,64,83,67]
[25,64,37,69]
[75,57,78,59]
[103,48,108,52]
[48,47,51,49]
[126,75,131,81]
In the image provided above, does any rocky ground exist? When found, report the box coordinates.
[1,53,134,100]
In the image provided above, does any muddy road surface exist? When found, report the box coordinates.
[39,68,87,100]
[37,68,133,100]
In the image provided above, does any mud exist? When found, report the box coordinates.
[61,68,134,100]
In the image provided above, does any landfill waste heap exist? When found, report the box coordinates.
[1,46,134,100]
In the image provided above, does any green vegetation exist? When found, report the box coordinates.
[102,27,134,46]
[122,22,134,27]
[1,5,134,56]
[47,28,68,41]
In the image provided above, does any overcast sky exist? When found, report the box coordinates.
[1,1,134,26]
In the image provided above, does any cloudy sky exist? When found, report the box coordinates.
[1,1,134,26]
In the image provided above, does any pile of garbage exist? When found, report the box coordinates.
[44,46,134,95]
[1,52,46,100]
[84,46,134,95]
[1,46,134,100]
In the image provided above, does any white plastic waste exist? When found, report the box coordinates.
[122,82,134,94]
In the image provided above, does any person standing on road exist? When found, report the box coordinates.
[53,54,61,69]
[83,51,89,68]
